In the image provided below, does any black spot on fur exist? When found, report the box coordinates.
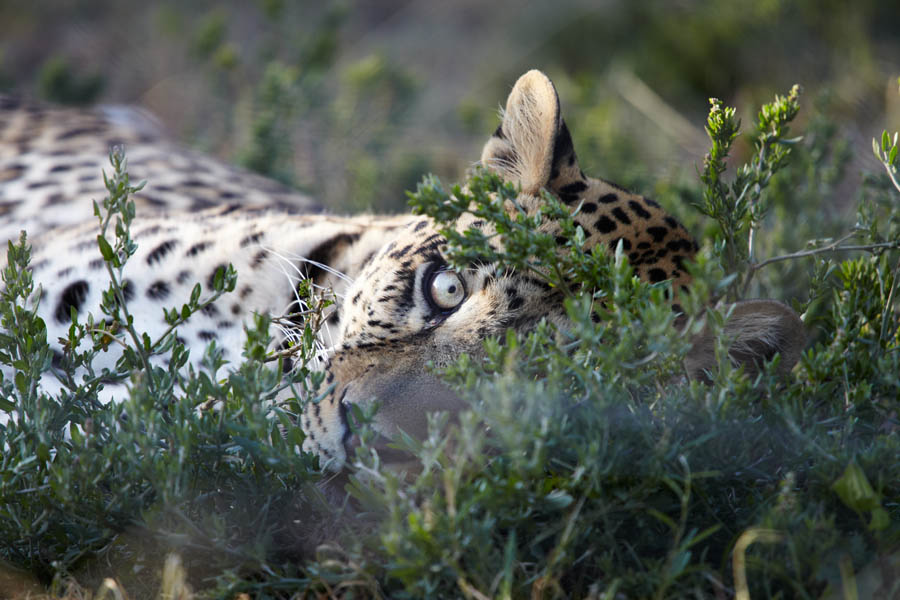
[414,219,429,232]
[0,163,26,182]
[608,237,632,252]
[580,202,597,214]
[649,268,668,283]
[198,330,218,341]
[57,126,105,140]
[359,250,377,269]
[637,242,650,250]
[251,250,267,268]
[612,207,631,225]
[231,303,242,315]
[598,193,618,204]
[191,198,215,211]
[147,281,170,300]
[666,239,694,253]
[558,181,587,204]
[390,243,414,259]
[201,303,219,317]
[49,164,71,173]
[55,280,89,323]
[89,258,104,270]
[147,240,178,265]
[647,227,668,243]
[176,270,192,284]
[134,225,162,238]
[240,232,265,247]
[139,195,167,207]
[595,216,617,234]
[628,200,651,219]
[644,197,661,208]
[122,279,135,302]
[664,216,679,229]
[304,232,361,285]
[509,296,524,311]
[186,242,211,256]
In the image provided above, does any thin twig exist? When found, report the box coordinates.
[884,163,900,194]
[87,328,129,350]
[264,344,305,363]
[750,235,900,272]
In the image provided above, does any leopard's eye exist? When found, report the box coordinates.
[428,270,466,311]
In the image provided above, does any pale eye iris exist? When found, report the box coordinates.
[429,270,466,310]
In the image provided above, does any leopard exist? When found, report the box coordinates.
[0,70,805,470]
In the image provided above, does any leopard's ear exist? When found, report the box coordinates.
[685,300,805,380]
[481,70,581,196]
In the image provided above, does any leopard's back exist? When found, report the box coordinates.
[0,95,321,243]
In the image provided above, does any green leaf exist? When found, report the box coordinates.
[545,489,573,510]
[36,443,50,462]
[831,461,882,513]
[97,235,114,261]
[882,130,890,153]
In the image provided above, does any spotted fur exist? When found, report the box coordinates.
[0,71,805,469]
[0,95,320,243]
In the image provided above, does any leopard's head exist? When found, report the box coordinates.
[300,70,805,469]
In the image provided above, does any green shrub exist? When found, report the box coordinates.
[1,91,898,599]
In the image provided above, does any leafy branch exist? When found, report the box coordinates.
[697,86,802,298]
[873,129,900,194]
[93,149,237,398]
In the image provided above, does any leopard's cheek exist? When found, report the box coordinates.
[300,374,350,470]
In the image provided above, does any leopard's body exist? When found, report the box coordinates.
[0,71,804,469]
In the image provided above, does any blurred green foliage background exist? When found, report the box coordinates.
[1,0,897,214]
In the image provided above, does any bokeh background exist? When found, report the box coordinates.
[1,0,898,219]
